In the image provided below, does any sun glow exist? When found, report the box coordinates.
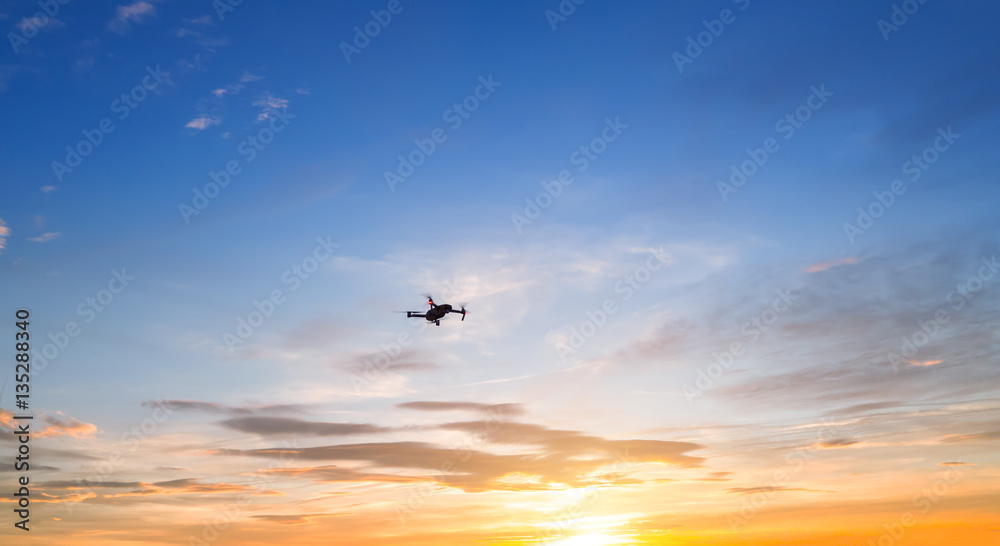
[547,533,632,546]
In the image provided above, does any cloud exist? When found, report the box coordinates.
[940,461,975,466]
[240,71,263,83]
[41,185,56,193]
[253,93,289,122]
[3,409,97,439]
[250,514,338,525]
[828,401,902,415]
[692,471,732,482]
[340,348,443,375]
[724,486,834,494]
[805,256,859,273]
[909,359,942,367]
[142,399,308,415]
[41,478,262,504]
[218,416,393,437]
[941,430,1000,443]
[257,465,427,485]
[0,218,9,253]
[175,28,228,48]
[183,15,215,26]
[185,116,221,130]
[813,438,861,448]
[213,420,705,492]
[108,1,157,34]
[42,480,143,489]
[17,17,65,33]
[28,232,60,243]
[38,413,97,438]
[397,401,526,416]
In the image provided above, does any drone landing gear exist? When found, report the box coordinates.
[435,320,440,326]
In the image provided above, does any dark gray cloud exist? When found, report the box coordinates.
[213,420,705,492]
[41,480,142,489]
[815,438,860,448]
[141,399,307,415]
[218,416,392,437]
[396,401,525,416]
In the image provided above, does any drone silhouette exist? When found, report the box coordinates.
[401,295,466,326]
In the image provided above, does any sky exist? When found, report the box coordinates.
[1,0,999,544]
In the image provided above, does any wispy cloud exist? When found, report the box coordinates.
[182,15,215,26]
[175,27,228,48]
[108,1,157,34]
[214,417,705,493]
[142,399,308,416]
[219,416,394,437]
[909,359,942,367]
[28,232,60,243]
[2,409,96,438]
[397,401,526,416]
[0,218,9,253]
[185,116,221,130]
[240,71,264,83]
[38,412,97,438]
[17,17,66,33]
[804,256,859,273]
[724,486,834,494]
[253,93,289,122]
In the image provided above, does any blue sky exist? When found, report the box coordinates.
[1,1,999,544]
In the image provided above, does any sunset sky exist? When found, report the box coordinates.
[1,1,999,544]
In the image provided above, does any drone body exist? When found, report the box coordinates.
[404,296,466,326]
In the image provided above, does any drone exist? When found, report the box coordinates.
[401,295,466,326]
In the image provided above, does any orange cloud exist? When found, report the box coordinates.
[909,359,942,367]
[38,412,98,438]
[805,257,859,273]
[1,409,97,438]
